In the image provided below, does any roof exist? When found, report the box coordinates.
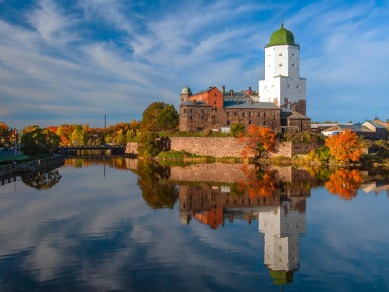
[192,86,217,96]
[368,122,387,129]
[281,111,310,120]
[224,101,280,110]
[322,124,373,133]
[181,85,192,95]
[180,100,208,107]
[267,24,296,47]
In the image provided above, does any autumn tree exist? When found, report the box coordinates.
[325,130,363,163]
[21,128,60,156]
[0,122,12,147]
[238,125,276,161]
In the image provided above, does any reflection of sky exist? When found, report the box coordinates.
[0,164,274,291]
[298,188,389,291]
[0,162,389,291]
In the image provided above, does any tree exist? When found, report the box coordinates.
[156,104,179,131]
[137,132,162,158]
[21,128,60,156]
[325,130,363,163]
[0,122,12,147]
[141,102,178,132]
[238,125,276,161]
[230,123,245,138]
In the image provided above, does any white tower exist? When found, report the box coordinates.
[259,24,306,115]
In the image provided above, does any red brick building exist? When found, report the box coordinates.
[179,85,310,133]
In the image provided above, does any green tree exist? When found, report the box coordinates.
[141,102,178,132]
[21,128,60,156]
[230,123,245,138]
[137,132,162,157]
[156,104,179,131]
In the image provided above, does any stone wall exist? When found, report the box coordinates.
[170,137,244,158]
[125,138,317,158]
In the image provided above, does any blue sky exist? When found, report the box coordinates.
[0,0,388,128]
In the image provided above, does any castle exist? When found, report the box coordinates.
[179,24,311,133]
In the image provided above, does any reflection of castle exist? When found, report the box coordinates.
[179,183,280,228]
[258,197,306,285]
[177,165,309,286]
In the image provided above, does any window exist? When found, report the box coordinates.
[227,112,230,117]
[292,53,295,57]
[279,53,282,56]
[190,109,193,113]
[263,121,266,125]
[249,120,251,125]
[279,63,283,67]
[264,112,266,118]
[227,120,230,125]
[287,84,291,88]
[257,112,260,117]
[234,112,237,116]
[214,100,216,105]
[242,112,245,117]
[248,112,251,117]
[190,116,192,120]
[184,109,186,113]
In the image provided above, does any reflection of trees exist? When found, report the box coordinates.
[137,160,178,209]
[238,165,277,198]
[22,169,62,190]
[64,157,129,170]
[325,169,362,200]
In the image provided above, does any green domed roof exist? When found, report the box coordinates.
[267,24,295,47]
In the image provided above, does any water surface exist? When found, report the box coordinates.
[0,158,388,291]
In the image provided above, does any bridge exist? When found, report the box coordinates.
[55,145,126,155]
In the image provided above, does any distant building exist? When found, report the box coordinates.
[321,121,388,140]
[179,24,310,133]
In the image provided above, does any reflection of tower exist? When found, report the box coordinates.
[258,197,306,285]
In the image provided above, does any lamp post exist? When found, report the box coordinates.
[13,128,17,162]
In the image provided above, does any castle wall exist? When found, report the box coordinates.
[125,139,316,159]
[179,105,281,132]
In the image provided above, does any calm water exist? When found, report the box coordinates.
[0,157,388,291]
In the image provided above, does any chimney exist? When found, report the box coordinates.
[248,87,252,94]
[222,85,225,94]
[230,89,234,96]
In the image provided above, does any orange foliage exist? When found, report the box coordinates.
[238,125,276,160]
[325,130,363,163]
[238,165,276,198]
[325,169,362,200]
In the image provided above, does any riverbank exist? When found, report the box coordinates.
[0,155,65,178]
